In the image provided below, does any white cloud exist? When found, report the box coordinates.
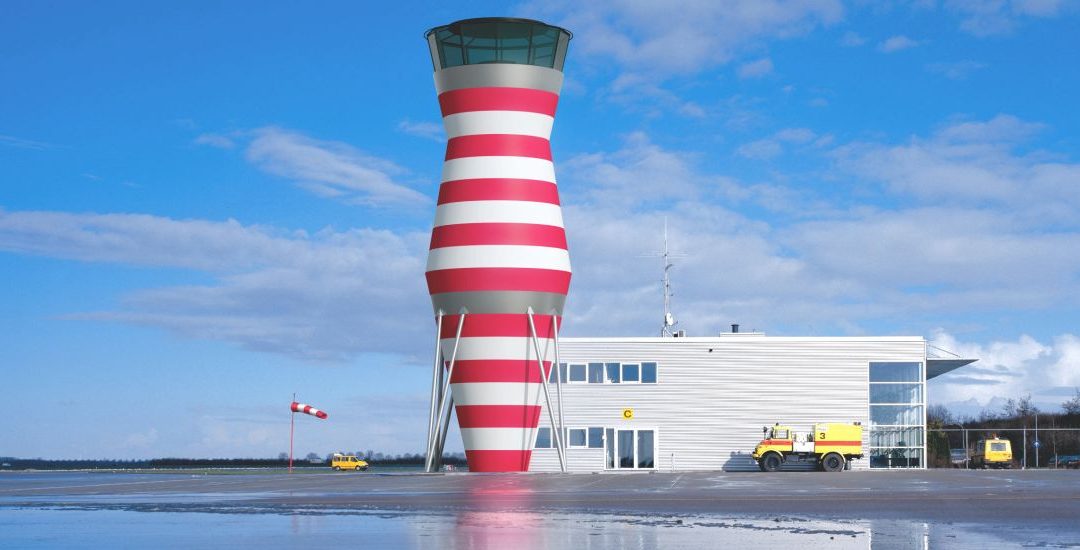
[839,30,866,46]
[522,0,843,112]
[397,119,445,142]
[736,139,784,160]
[736,127,819,159]
[553,118,1080,345]
[926,60,988,80]
[878,35,921,52]
[193,133,236,149]
[560,131,704,209]
[0,209,431,361]
[946,0,1068,36]
[245,127,430,207]
[0,134,54,150]
[930,331,1080,413]
[832,115,1080,224]
[774,128,818,143]
[737,57,774,79]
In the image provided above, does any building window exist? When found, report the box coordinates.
[870,405,923,426]
[587,362,604,383]
[868,361,925,469]
[568,363,587,383]
[870,361,920,383]
[548,363,568,384]
[641,362,657,383]
[535,427,551,449]
[622,363,640,383]
[869,383,922,404]
[588,427,603,449]
[605,362,621,383]
[568,428,587,448]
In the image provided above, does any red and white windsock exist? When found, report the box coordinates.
[424,18,572,472]
[290,401,328,420]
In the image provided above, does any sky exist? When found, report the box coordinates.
[3,1,1080,459]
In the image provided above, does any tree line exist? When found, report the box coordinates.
[0,451,468,471]
[926,388,1080,468]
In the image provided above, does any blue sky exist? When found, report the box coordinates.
[3,1,1080,459]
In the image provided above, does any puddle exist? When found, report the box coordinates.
[2,506,1077,548]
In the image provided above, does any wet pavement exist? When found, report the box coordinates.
[2,469,1079,548]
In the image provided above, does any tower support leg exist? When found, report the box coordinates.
[426,309,466,472]
[528,308,567,472]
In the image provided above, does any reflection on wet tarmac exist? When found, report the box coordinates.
[0,507,1070,549]
[3,470,1078,548]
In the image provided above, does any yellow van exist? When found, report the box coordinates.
[971,436,1012,469]
[330,453,368,471]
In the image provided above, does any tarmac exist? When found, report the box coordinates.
[2,469,1079,548]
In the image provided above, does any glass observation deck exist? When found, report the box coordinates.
[425,17,572,72]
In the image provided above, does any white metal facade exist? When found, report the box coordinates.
[529,335,928,472]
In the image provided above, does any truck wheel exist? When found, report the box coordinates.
[761,453,782,472]
[821,453,845,472]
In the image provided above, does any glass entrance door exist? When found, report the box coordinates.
[607,428,656,470]
[618,430,635,468]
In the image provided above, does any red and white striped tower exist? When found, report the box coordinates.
[424,18,572,473]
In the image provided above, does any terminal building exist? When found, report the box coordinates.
[529,330,974,472]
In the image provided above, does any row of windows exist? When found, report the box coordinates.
[549,362,658,384]
[535,426,603,449]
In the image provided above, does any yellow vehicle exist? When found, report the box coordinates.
[330,453,368,471]
[752,422,864,472]
[971,436,1012,469]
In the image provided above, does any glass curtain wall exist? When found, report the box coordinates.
[868,362,926,468]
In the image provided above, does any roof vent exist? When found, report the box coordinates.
[731,323,740,333]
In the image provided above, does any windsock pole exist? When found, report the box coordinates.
[288,396,328,473]
[289,392,296,474]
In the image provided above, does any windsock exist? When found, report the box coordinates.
[424,18,572,472]
[290,401,328,420]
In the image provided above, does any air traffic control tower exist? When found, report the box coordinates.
[422,18,573,472]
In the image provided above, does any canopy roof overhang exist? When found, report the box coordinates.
[927,358,977,379]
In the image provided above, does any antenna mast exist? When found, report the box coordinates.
[662,220,676,336]
[639,218,685,337]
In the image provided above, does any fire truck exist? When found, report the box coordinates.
[751,422,864,472]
